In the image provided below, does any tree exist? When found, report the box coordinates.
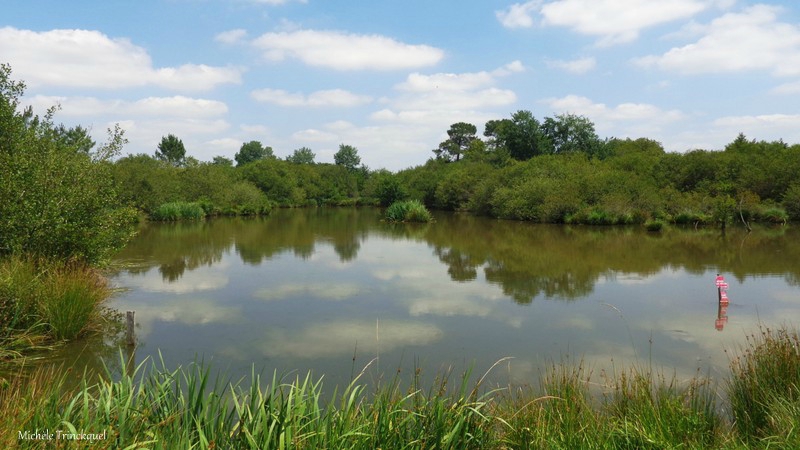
[541,114,603,157]
[287,146,316,164]
[155,134,186,166]
[211,155,233,167]
[435,122,478,162]
[54,124,95,153]
[334,144,361,170]
[0,64,136,263]
[235,140,273,167]
[485,111,549,160]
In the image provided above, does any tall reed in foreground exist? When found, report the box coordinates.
[2,325,799,448]
[727,325,800,446]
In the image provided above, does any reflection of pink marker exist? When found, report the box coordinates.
[720,291,729,305]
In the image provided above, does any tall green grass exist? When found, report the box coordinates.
[727,325,800,445]
[385,200,433,223]
[2,325,798,448]
[150,201,206,221]
[0,256,112,356]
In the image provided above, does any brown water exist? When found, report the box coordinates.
[55,208,800,389]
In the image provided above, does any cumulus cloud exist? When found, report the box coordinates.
[497,0,720,45]
[251,88,373,107]
[251,29,444,70]
[30,95,229,118]
[214,28,248,44]
[543,94,686,139]
[496,1,542,29]
[546,56,597,74]
[0,27,242,91]
[635,5,800,76]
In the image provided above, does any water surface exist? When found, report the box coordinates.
[81,208,800,388]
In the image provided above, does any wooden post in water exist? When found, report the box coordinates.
[126,311,135,346]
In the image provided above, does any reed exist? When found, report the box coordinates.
[3,325,799,448]
[385,200,433,223]
[0,256,112,356]
[726,325,800,443]
[150,201,206,221]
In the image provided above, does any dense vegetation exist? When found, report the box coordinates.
[0,64,135,353]
[2,325,797,449]
[107,111,800,229]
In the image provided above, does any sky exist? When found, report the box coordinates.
[2,0,800,170]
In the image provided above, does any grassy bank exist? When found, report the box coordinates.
[1,325,797,449]
[0,257,114,360]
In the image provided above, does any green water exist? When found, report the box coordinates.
[58,208,800,388]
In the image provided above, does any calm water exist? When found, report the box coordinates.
[61,208,800,389]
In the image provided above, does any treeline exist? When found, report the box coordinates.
[392,117,800,227]
[115,110,800,228]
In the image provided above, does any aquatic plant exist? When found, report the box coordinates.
[150,201,206,221]
[385,200,433,223]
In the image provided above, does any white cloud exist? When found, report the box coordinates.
[214,28,248,44]
[546,56,597,74]
[635,5,800,76]
[251,29,444,70]
[251,88,373,107]
[542,0,709,45]
[0,27,242,91]
[30,95,228,118]
[543,94,686,140]
[545,94,685,123]
[496,1,542,29]
[497,0,720,45]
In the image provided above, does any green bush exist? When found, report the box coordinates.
[0,65,135,264]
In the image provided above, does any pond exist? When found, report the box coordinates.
[55,208,800,390]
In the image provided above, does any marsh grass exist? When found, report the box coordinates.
[3,326,799,448]
[0,257,112,356]
[727,325,800,444]
[150,201,206,221]
[385,200,433,223]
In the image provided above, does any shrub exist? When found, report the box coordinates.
[0,65,136,265]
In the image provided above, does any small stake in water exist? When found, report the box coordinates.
[715,274,730,331]
[126,311,135,346]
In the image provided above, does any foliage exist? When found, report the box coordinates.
[385,200,433,223]
[0,256,112,347]
[542,113,604,157]
[8,326,800,448]
[155,133,186,167]
[334,143,361,170]
[287,146,316,164]
[150,201,206,221]
[235,140,273,167]
[727,325,800,443]
[434,122,478,162]
[0,64,136,264]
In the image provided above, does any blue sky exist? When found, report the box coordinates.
[3,0,800,170]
